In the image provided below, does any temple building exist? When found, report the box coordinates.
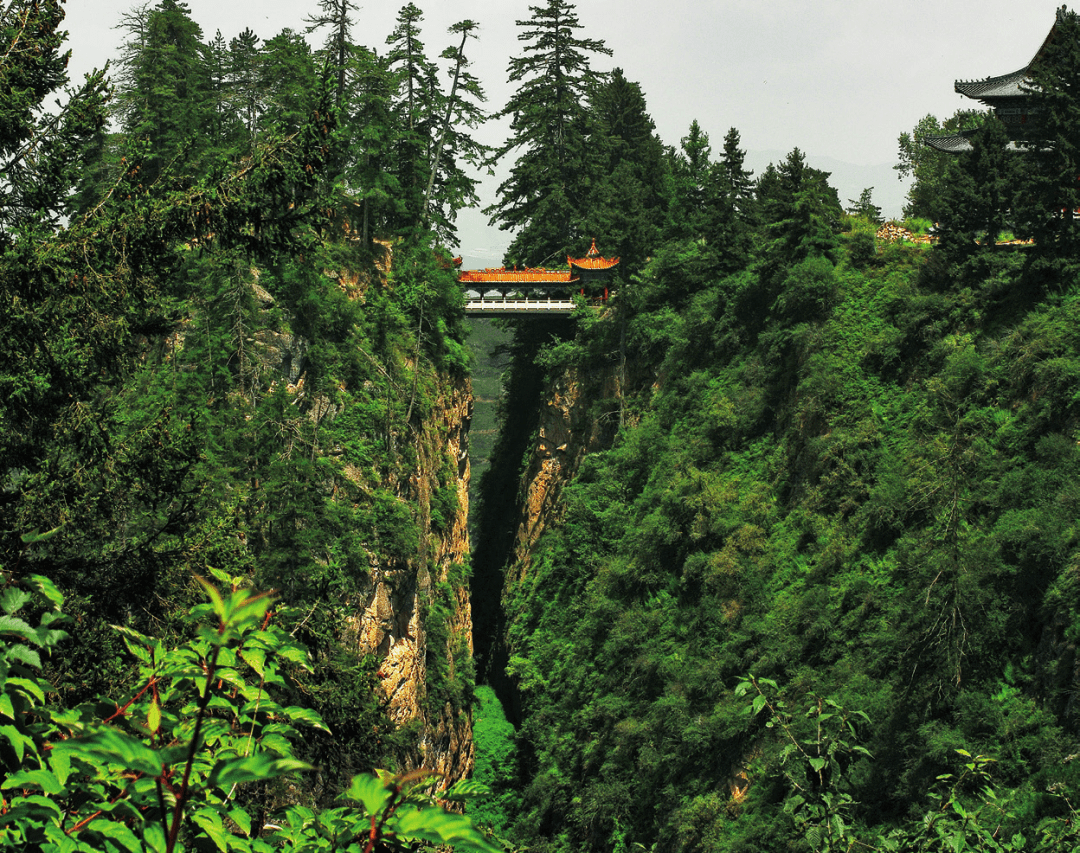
[925,9,1064,153]
[458,239,619,299]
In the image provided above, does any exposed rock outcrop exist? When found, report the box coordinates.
[247,272,475,788]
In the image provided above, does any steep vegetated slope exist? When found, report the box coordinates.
[0,0,482,834]
[467,9,1080,851]
[487,230,1080,853]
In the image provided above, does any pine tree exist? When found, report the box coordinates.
[668,119,716,242]
[719,126,756,224]
[385,3,436,234]
[305,0,359,108]
[937,115,1019,251]
[258,28,317,137]
[229,27,262,150]
[0,0,109,237]
[1018,6,1080,252]
[762,148,842,266]
[487,0,611,266]
[422,19,489,244]
[344,46,403,249]
[121,0,213,182]
[584,68,668,274]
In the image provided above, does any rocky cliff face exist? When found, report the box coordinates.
[249,270,475,788]
[508,366,617,578]
[357,376,475,784]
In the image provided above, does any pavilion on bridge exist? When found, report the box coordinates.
[459,239,619,296]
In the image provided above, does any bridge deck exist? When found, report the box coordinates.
[464,297,576,315]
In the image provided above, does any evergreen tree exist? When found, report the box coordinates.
[229,27,262,150]
[487,0,611,266]
[937,115,1019,250]
[761,147,842,266]
[1019,6,1080,253]
[305,0,359,108]
[584,68,668,275]
[668,119,716,242]
[204,29,237,151]
[846,186,882,223]
[0,0,109,236]
[422,19,489,244]
[258,28,317,137]
[385,3,436,234]
[712,126,756,269]
[122,0,213,182]
[719,126,755,219]
[344,46,402,250]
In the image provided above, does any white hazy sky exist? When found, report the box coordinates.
[60,0,1068,264]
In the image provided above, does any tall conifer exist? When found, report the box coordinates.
[487,0,611,266]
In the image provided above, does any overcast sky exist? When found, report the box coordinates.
[60,0,1068,265]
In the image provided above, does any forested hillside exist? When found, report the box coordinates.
[471,6,1080,853]
[1,0,492,848]
[9,0,1080,851]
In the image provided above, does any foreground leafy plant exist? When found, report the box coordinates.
[0,570,499,852]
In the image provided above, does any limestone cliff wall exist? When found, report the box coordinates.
[507,365,618,582]
[249,272,475,789]
[354,375,475,785]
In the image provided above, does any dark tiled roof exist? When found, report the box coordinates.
[924,133,974,153]
[955,68,1032,101]
[923,133,1030,153]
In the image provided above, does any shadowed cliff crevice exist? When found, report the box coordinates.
[468,317,573,725]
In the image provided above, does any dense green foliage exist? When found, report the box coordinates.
[19,0,1080,850]
[472,9,1080,851]
[0,572,498,852]
[1,0,477,834]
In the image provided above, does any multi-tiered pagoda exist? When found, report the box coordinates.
[926,10,1064,152]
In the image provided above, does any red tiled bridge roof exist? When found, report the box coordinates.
[458,240,619,284]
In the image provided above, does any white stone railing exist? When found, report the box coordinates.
[464,298,576,314]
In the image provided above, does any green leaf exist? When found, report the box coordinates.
[0,692,14,719]
[751,694,766,716]
[7,676,45,703]
[21,527,62,545]
[30,575,65,610]
[52,727,166,777]
[443,778,491,801]
[86,818,143,852]
[0,588,31,616]
[197,577,228,624]
[9,793,64,820]
[0,725,34,763]
[49,747,72,787]
[208,754,311,789]
[7,644,42,669]
[241,648,265,677]
[0,614,38,644]
[43,823,80,852]
[2,768,63,794]
[282,705,330,732]
[341,772,394,818]
[228,806,253,837]
[147,696,162,733]
[191,808,229,852]
[393,806,502,853]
